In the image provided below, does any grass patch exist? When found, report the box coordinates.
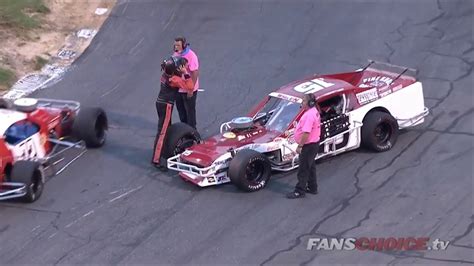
[0,67,16,89]
[34,55,48,70]
[0,0,50,29]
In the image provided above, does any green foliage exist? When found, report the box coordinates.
[0,0,50,29]
[34,55,48,70]
[0,67,16,89]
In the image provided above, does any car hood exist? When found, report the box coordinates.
[180,127,281,167]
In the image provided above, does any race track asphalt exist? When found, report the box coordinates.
[1,0,472,265]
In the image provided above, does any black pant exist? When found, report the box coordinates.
[176,91,197,129]
[295,142,320,193]
[152,100,173,164]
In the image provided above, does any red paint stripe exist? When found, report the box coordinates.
[153,103,173,163]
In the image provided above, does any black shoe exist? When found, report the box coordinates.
[286,191,305,199]
[152,163,168,172]
[306,187,318,195]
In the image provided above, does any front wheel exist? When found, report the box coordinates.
[163,122,201,159]
[228,149,271,192]
[361,111,399,152]
[11,161,45,203]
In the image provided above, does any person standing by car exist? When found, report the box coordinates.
[152,56,194,170]
[287,93,321,199]
[173,36,199,129]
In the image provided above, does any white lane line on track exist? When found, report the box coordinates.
[121,1,129,15]
[109,189,122,195]
[129,37,144,55]
[82,210,94,218]
[109,185,144,203]
[31,225,40,232]
[65,210,94,228]
[101,83,120,98]
[63,184,143,229]
[163,10,176,30]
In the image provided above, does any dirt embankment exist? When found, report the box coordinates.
[0,0,116,91]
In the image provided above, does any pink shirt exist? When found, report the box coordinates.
[294,107,321,144]
[173,48,199,93]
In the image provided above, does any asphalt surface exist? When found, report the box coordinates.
[1,0,473,265]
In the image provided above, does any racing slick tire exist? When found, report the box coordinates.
[228,149,271,192]
[72,107,108,148]
[362,111,399,152]
[11,161,44,203]
[163,122,201,159]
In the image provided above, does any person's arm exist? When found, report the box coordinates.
[187,52,199,97]
[190,69,199,85]
[296,112,315,154]
[170,76,194,91]
[296,132,309,154]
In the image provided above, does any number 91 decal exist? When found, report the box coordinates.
[294,78,334,94]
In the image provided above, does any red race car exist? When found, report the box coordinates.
[0,97,108,202]
[165,60,429,192]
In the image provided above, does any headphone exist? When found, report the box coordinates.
[305,93,317,108]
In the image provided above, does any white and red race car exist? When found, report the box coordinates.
[165,60,429,192]
[0,97,108,202]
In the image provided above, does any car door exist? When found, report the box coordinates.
[316,93,354,158]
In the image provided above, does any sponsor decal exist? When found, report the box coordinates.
[356,88,378,105]
[223,132,236,139]
[182,150,192,156]
[215,158,231,166]
[360,76,393,88]
[217,175,229,182]
[269,92,301,103]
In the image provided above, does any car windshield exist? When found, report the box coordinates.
[253,96,301,132]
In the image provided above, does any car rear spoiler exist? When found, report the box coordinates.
[359,59,418,84]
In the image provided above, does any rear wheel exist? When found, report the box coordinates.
[72,107,108,148]
[11,161,44,203]
[361,111,399,152]
[228,149,271,192]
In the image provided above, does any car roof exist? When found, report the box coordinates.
[0,109,27,136]
[274,74,355,101]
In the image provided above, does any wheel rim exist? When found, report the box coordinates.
[374,122,391,144]
[174,136,197,155]
[245,160,265,184]
[30,170,42,195]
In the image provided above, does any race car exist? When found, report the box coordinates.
[0,97,108,202]
[166,60,429,192]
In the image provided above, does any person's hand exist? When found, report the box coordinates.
[187,92,193,98]
[296,145,302,154]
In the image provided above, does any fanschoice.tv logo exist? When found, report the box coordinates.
[307,237,450,251]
